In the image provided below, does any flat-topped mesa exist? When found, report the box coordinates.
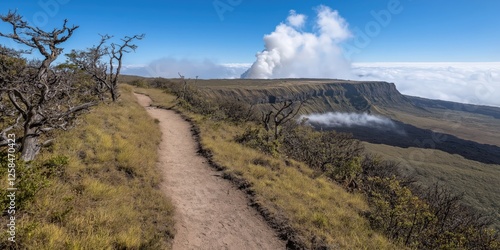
[198,79,415,114]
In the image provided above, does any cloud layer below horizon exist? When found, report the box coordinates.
[352,62,500,107]
[121,59,249,79]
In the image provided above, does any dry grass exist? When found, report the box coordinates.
[133,86,177,108]
[0,85,175,249]
[136,87,399,249]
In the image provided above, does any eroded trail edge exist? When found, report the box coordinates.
[134,93,285,250]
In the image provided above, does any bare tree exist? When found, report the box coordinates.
[68,34,144,102]
[0,11,98,161]
[176,72,198,101]
[261,100,304,140]
[0,47,26,136]
[107,34,144,101]
[65,34,111,100]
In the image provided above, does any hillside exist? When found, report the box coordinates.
[123,76,500,233]
[133,86,398,249]
[363,142,500,230]
[121,76,500,149]
[162,77,500,230]
[0,87,175,249]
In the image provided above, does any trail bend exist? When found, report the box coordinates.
[134,93,285,250]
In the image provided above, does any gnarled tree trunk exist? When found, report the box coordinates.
[20,128,40,161]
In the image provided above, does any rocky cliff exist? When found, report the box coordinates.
[199,79,416,114]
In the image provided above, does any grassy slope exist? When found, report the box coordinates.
[0,86,175,249]
[184,78,500,231]
[364,142,500,230]
[135,86,398,249]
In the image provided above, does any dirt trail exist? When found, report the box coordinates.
[134,93,285,250]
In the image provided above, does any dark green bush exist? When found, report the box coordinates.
[235,127,280,156]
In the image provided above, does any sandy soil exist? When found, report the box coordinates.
[134,93,285,250]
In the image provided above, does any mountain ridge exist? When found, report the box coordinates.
[198,79,417,114]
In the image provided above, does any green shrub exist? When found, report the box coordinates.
[0,155,48,211]
[280,125,364,188]
[235,126,280,156]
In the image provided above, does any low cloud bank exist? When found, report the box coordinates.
[353,62,500,107]
[301,112,396,128]
[121,58,250,79]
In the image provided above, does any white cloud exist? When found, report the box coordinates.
[316,5,351,42]
[301,112,396,128]
[242,6,352,79]
[287,10,306,28]
[353,62,500,107]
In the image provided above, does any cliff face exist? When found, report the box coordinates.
[199,80,415,114]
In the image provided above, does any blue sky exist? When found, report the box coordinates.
[1,0,499,64]
[1,1,499,106]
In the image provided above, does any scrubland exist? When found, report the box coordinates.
[0,86,175,249]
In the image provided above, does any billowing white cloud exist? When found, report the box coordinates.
[353,62,500,107]
[301,112,396,128]
[316,6,351,42]
[241,6,352,79]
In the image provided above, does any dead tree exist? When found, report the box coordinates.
[65,34,111,100]
[0,11,98,161]
[67,34,144,102]
[0,47,25,133]
[178,72,188,100]
[176,72,198,101]
[107,34,144,101]
[261,100,304,140]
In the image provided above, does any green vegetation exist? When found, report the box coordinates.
[133,78,499,249]
[0,86,175,249]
